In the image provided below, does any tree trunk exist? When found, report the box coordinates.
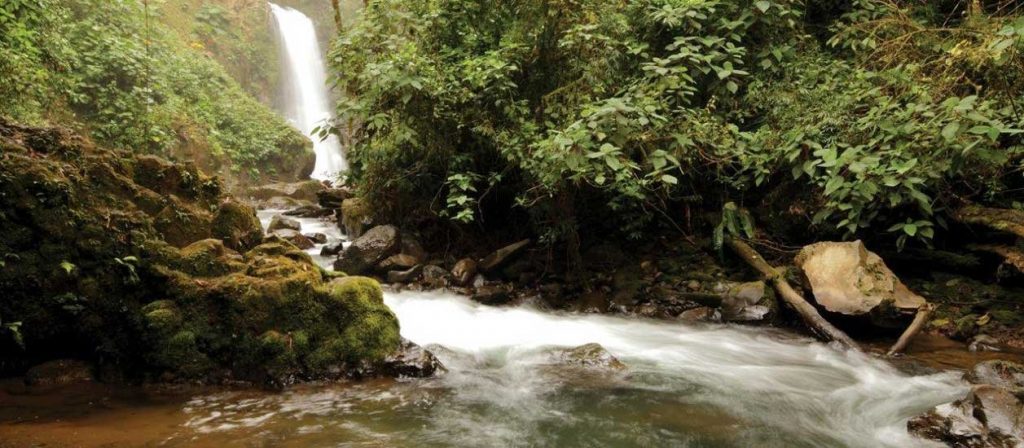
[727,238,860,351]
[331,0,343,30]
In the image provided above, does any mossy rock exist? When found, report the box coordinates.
[0,119,403,384]
[154,201,213,248]
[341,197,372,239]
[212,200,264,252]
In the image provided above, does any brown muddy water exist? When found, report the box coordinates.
[1,291,1014,448]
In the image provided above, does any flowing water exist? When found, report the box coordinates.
[0,214,974,447]
[270,3,347,181]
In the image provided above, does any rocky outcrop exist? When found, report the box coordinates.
[0,119,403,384]
[910,360,1024,447]
[909,385,1024,447]
[795,241,927,327]
[334,225,400,275]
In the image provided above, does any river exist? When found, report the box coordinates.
[0,211,978,447]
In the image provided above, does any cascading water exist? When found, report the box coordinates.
[270,3,347,181]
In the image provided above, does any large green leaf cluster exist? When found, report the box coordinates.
[332,0,1022,247]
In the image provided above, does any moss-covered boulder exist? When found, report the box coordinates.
[212,199,264,252]
[0,119,404,384]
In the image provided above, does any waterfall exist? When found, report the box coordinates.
[270,3,347,181]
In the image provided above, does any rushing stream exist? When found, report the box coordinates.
[270,3,347,180]
[0,212,976,447]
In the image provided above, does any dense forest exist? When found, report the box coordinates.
[1,1,1024,447]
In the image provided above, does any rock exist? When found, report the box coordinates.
[679,306,722,322]
[400,236,428,263]
[611,266,644,309]
[573,291,610,313]
[970,335,1002,353]
[154,200,213,248]
[250,181,325,202]
[320,242,345,257]
[305,233,328,245]
[271,229,315,250]
[472,284,512,305]
[378,253,420,272]
[478,239,531,272]
[966,360,1024,389]
[268,215,301,233]
[472,274,486,288]
[552,343,625,370]
[284,204,334,218]
[341,198,372,239]
[686,280,701,291]
[377,339,444,378]
[421,265,450,288]
[261,196,308,210]
[718,281,776,323]
[452,258,478,286]
[387,265,423,284]
[795,241,927,326]
[908,385,1024,447]
[317,187,351,209]
[211,200,264,252]
[334,225,400,275]
[24,359,93,388]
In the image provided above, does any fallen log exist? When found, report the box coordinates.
[727,238,860,351]
[954,205,1024,239]
[887,303,936,356]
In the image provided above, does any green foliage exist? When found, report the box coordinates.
[0,0,308,179]
[333,0,1024,248]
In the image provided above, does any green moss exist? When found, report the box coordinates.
[211,200,263,252]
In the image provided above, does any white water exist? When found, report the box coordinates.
[270,3,347,181]
[242,213,967,447]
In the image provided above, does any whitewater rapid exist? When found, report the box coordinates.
[242,211,968,447]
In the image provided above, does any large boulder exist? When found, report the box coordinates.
[317,187,351,209]
[909,385,1024,447]
[268,215,301,233]
[211,200,264,252]
[334,225,400,275]
[795,241,926,326]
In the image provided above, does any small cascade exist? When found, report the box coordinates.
[270,3,347,181]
